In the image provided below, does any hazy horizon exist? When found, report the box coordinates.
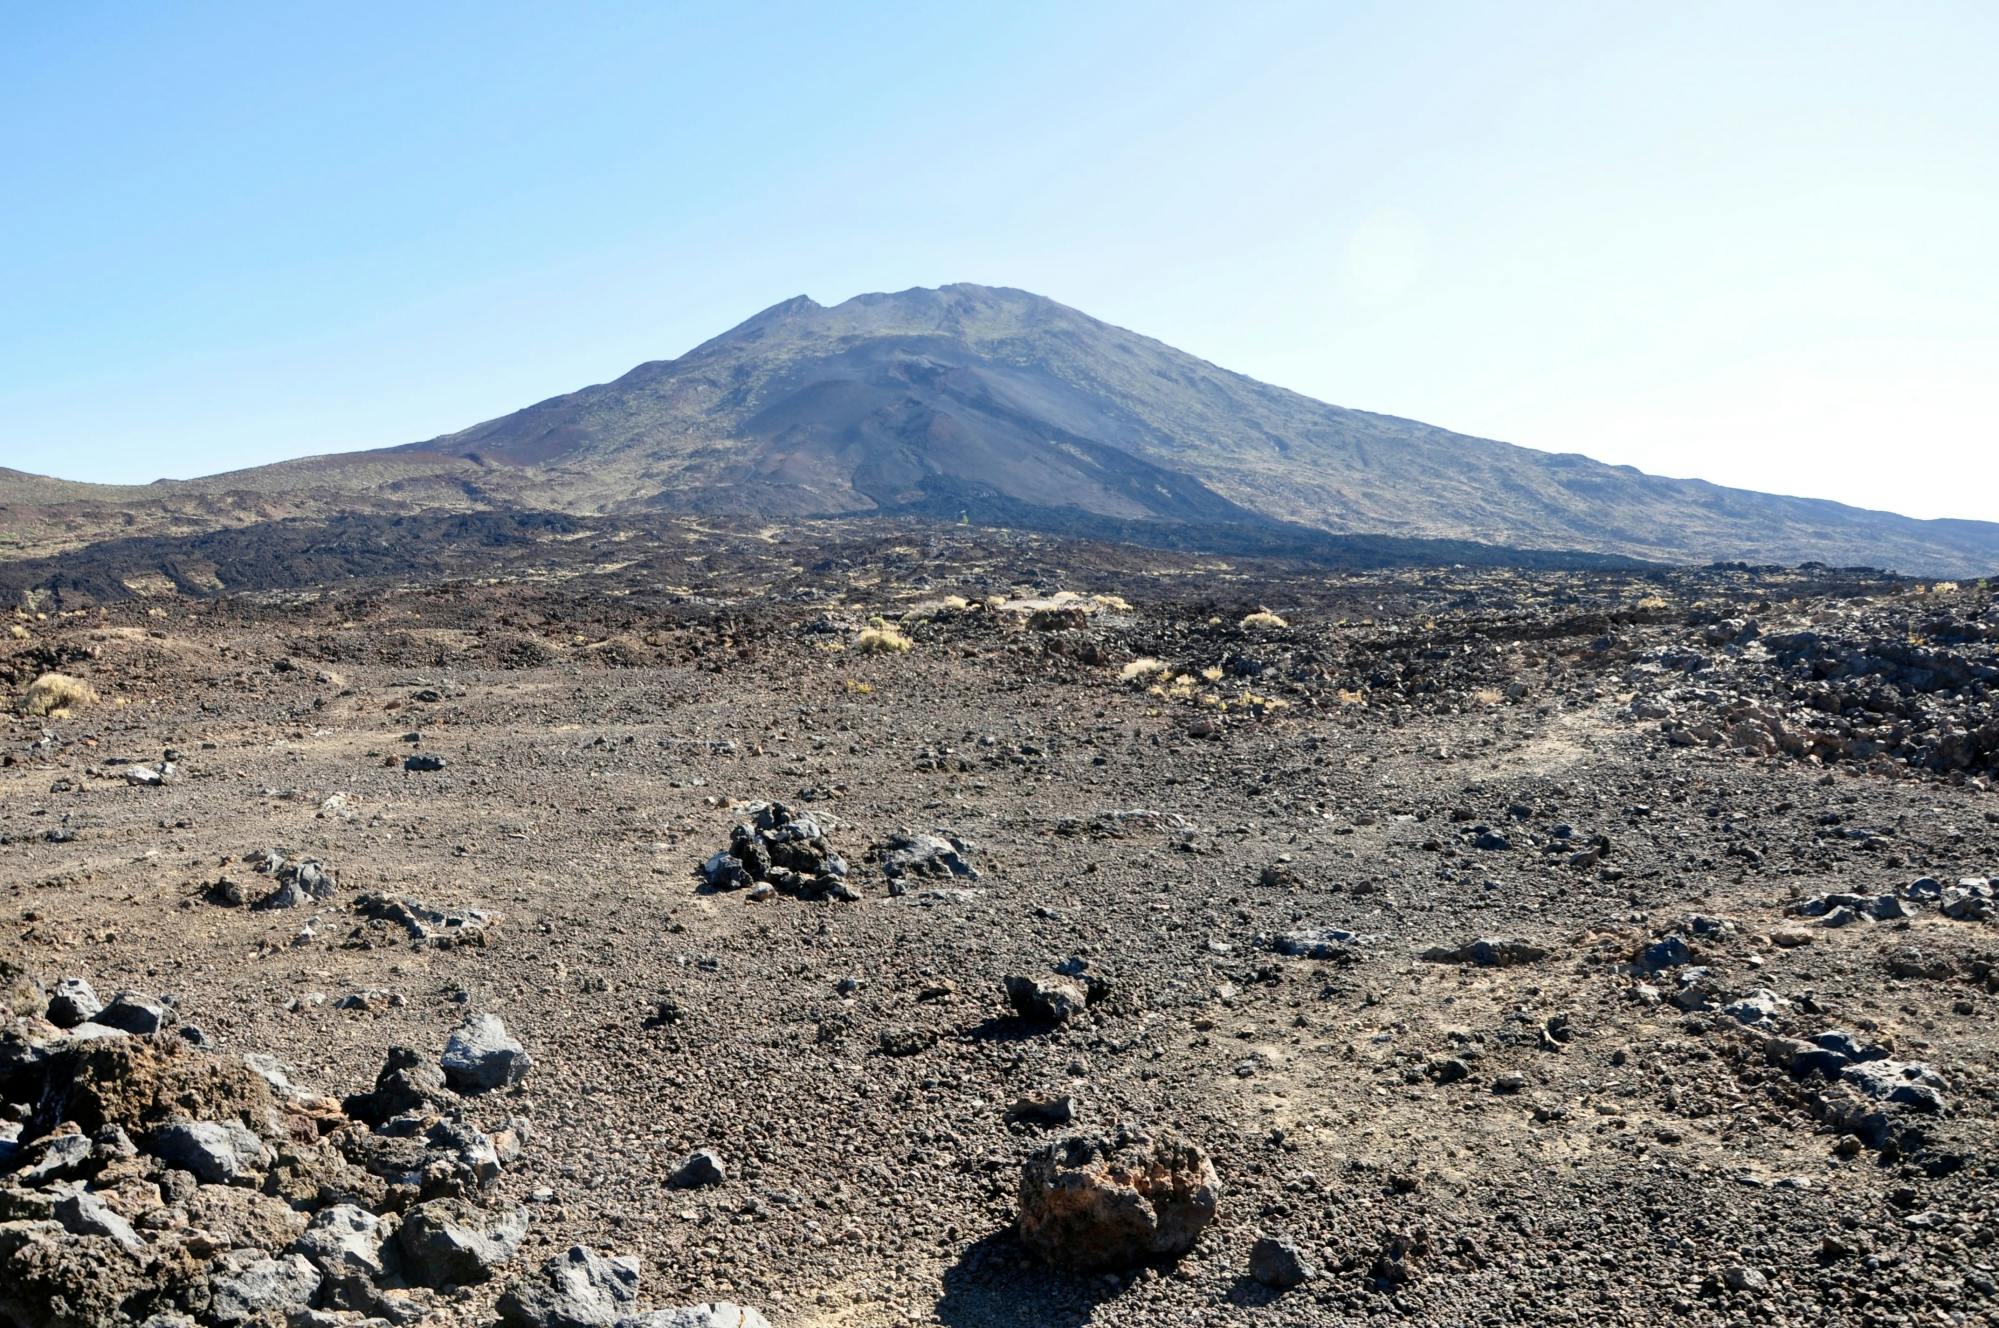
[4,2,1994,522]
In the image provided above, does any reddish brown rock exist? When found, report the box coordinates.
[1017,1128,1219,1271]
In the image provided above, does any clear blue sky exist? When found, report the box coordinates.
[4,1,1994,520]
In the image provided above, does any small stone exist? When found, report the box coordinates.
[405,753,448,772]
[1003,975,1089,1024]
[667,1150,727,1190]
[1250,1235,1315,1289]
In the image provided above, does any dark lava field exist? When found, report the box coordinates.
[2,518,1995,1328]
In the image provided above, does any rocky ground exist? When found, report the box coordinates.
[1,523,1995,1327]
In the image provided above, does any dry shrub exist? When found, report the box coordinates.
[23,672,99,717]
[8,624,27,640]
[1120,657,1166,684]
[1473,687,1505,706]
[1240,610,1288,630]
[854,620,912,654]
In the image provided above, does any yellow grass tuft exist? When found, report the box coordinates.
[8,624,27,640]
[1240,610,1288,630]
[854,619,913,654]
[1119,657,1167,684]
[23,672,99,718]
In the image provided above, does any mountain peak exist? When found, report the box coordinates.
[254,286,1999,576]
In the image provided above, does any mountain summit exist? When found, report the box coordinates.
[10,284,1998,573]
[379,283,1993,571]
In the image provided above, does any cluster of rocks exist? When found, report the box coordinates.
[1751,1027,1952,1154]
[205,849,337,912]
[353,894,497,948]
[1788,874,1995,928]
[699,802,855,902]
[1420,937,1548,968]
[0,980,540,1328]
[877,830,978,897]
[1624,589,1999,781]
[1619,929,1957,1156]
[496,1245,768,1328]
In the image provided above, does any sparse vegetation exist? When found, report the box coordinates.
[1240,609,1288,629]
[22,672,98,718]
[1119,657,1167,684]
[854,619,913,654]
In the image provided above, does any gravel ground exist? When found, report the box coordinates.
[2,537,1995,1328]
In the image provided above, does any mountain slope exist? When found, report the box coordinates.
[9,284,1997,574]
[393,283,1999,573]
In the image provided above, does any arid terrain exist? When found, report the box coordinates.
[3,520,1996,1328]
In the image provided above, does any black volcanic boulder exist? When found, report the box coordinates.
[1017,1128,1219,1270]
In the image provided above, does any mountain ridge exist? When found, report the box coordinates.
[7,283,1997,575]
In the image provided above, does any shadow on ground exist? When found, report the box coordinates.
[934,1229,1126,1327]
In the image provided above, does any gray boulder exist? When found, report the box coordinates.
[151,1120,272,1184]
[1634,935,1692,973]
[16,1132,94,1185]
[207,1250,322,1326]
[1250,1235,1315,1289]
[881,831,978,895]
[257,858,337,910]
[46,978,102,1029]
[294,1203,390,1286]
[617,1309,772,1328]
[498,1245,641,1328]
[1003,975,1088,1024]
[396,1199,529,1287]
[96,992,166,1036]
[55,1188,146,1256]
[442,1014,532,1093]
